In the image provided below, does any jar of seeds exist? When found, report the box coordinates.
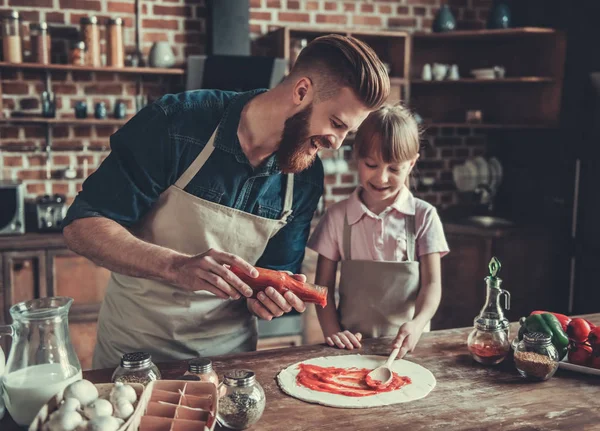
[111,352,161,385]
[514,332,560,381]
[217,370,265,430]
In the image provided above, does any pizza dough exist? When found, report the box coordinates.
[277,354,436,409]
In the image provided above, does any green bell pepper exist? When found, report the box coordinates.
[524,313,569,359]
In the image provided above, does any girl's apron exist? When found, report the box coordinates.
[338,210,429,338]
[92,125,294,369]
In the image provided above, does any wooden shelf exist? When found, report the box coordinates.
[412,27,558,40]
[390,77,408,85]
[0,62,185,75]
[412,77,554,84]
[0,117,130,125]
[421,122,558,129]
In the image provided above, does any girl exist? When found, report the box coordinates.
[307,104,449,359]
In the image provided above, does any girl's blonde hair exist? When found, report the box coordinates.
[353,104,420,164]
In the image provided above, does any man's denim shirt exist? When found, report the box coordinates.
[63,89,324,273]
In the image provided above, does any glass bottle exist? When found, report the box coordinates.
[106,17,124,67]
[0,297,82,426]
[475,256,511,336]
[2,11,22,63]
[514,332,560,381]
[217,370,266,430]
[111,352,161,385]
[467,317,510,365]
[80,16,101,67]
[70,40,86,66]
[30,22,51,64]
[184,358,219,386]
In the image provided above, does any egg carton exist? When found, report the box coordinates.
[125,381,217,431]
[29,383,145,431]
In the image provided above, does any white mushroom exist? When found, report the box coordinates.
[109,383,137,405]
[112,398,134,420]
[86,416,123,431]
[83,399,113,420]
[47,409,83,431]
[61,398,82,412]
[63,380,99,407]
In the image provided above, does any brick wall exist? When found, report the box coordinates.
[1,0,490,210]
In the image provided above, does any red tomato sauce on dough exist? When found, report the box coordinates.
[296,364,412,397]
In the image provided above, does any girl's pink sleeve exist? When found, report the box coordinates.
[416,206,450,258]
[307,209,342,262]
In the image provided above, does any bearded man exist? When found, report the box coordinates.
[62,35,390,369]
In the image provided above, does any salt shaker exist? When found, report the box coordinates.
[514,332,560,381]
[184,358,219,386]
[111,352,161,385]
[217,370,265,430]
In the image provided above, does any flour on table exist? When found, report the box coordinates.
[277,354,436,409]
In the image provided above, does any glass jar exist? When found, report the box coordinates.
[111,352,161,385]
[2,11,22,63]
[467,318,510,365]
[30,22,51,64]
[80,16,100,67]
[184,358,219,386]
[514,332,560,381]
[217,370,266,430]
[106,17,124,67]
[70,40,86,66]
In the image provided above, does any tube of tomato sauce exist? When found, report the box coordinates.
[230,266,328,308]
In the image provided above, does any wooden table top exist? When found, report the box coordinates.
[3,314,600,430]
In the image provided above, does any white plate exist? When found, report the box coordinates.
[559,360,600,376]
[463,160,479,190]
[473,156,490,186]
[488,157,503,188]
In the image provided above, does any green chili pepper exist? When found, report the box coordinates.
[524,313,569,359]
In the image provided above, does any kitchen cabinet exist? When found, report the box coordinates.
[434,224,565,330]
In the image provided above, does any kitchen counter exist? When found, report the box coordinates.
[3,314,599,430]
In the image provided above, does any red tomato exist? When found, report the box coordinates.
[567,318,592,343]
[568,342,593,366]
[588,326,600,347]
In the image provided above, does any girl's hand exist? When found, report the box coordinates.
[392,321,425,358]
[326,331,362,349]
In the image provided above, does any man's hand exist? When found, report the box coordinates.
[170,248,257,299]
[247,272,307,320]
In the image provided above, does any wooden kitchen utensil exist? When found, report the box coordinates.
[365,347,400,388]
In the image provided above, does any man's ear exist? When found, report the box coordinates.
[292,77,313,105]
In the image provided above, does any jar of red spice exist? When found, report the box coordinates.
[467,317,510,365]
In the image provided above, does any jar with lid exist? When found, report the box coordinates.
[80,16,101,66]
[514,332,560,381]
[467,317,510,365]
[184,358,219,386]
[30,22,51,65]
[106,17,124,67]
[70,40,86,66]
[217,370,265,430]
[2,11,22,63]
[111,352,161,385]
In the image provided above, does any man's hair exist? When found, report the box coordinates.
[287,34,390,109]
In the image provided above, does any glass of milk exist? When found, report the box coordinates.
[0,297,82,426]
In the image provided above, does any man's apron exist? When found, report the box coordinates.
[338,211,429,338]
[92,125,294,369]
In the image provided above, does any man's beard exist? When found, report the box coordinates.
[277,103,318,174]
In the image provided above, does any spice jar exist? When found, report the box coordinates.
[514,332,560,381]
[106,17,124,67]
[467,317,510,365]
[111,352,161,385]
[30,22,51,64]
[217,370,265,430]
[2,11,23,63]
[184,358,219,386]
[80,16,101,67]
[70,40,86,66]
